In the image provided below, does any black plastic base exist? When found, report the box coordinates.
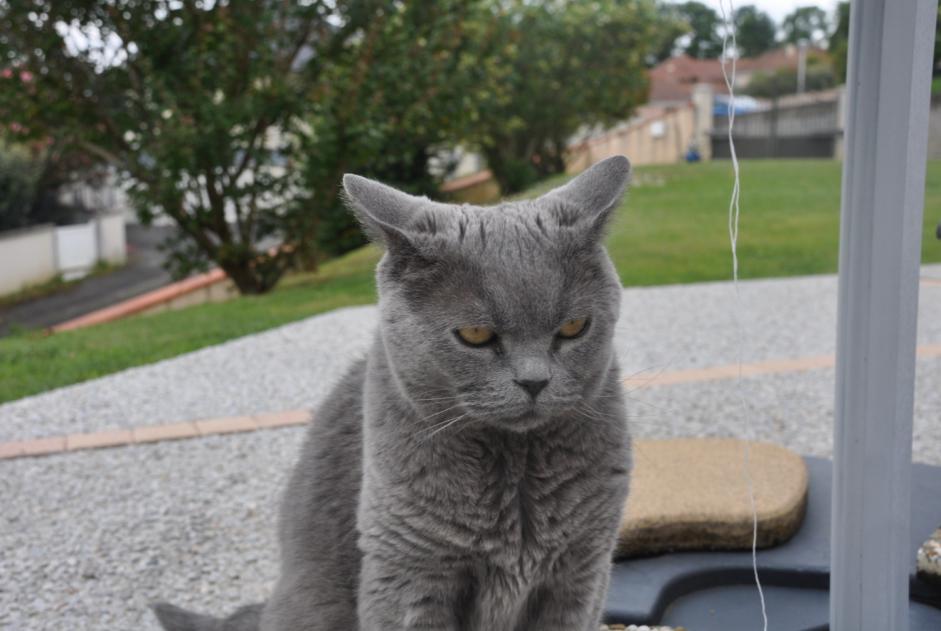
[604,457,941,630]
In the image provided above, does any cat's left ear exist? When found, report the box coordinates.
[542,155,631,241]
[341,174,426,254]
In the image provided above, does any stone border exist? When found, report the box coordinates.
[43,276,941,334]
[2,345,939,462]
[51,268,228,332]
[0,410,311,461]
[623,343,941,389]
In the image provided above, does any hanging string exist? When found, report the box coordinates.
[716,1,769,629]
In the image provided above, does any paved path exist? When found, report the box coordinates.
[2,268,940,629]
[0,224,174,336]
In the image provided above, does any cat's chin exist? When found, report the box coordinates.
[491,411,553,433]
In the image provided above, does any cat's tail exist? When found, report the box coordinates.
[151,602,263,631]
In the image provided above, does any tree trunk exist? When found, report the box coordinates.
[218,252,285,295]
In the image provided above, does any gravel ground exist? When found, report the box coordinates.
[2,266,940,442]
[1,429,298,630]
[1,426,699,630]
[2,268,940,629]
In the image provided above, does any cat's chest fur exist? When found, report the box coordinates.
[366,410,625,581]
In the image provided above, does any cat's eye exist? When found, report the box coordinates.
[456,325,496,347]
[557,317,589,339]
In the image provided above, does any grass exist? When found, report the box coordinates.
[1,159,940,405]
[0,247,380,404]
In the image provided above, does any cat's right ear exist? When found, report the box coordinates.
[341,174,422,254]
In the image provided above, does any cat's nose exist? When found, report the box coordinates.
[514,378,549,399]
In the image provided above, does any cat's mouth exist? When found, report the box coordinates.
[498,407,553,432]
[463,397,573,432]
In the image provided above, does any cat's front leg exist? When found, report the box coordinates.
[524,547,613,631]
[358,552,466,631]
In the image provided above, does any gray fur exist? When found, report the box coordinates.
[154,155,633,631]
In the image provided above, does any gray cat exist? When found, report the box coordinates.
[153,155,633,631]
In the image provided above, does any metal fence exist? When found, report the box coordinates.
[711,90,843,159]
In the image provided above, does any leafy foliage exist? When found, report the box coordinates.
[0,138,101,231]
[744,67,836,99]
[299,0,507,257]
[0,143,39,231]
[828,2,850,83]
[675,1,724,60]
[472,0,663,194]
[829,2,941,85]
[0,1,500,293]
[0,0,678,290]
[0,1,352,293]
[649,3,693,64]
[781,6,830,46]
[734,5,777,58]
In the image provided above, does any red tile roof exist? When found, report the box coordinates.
[648,46,829,103]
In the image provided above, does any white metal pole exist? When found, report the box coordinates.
[831,1,937,630]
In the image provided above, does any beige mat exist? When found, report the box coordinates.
[618,438,808,557]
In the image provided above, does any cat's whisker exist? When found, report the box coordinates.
[416,402,464,422]
[410,395,458,402]
[620,365,671,382]
[576,404,665,428]
[419,411,468,434]
[591,390,672,414]
[417,413,470,444]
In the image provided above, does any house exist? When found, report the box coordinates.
[648,45,830,105]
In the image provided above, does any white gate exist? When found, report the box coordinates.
[54,222,97,280]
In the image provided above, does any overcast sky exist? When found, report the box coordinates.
[746,0,839,22]
[668,0,841,23]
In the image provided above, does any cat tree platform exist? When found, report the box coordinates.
[604,453,941,629]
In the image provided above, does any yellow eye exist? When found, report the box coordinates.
[456,325,496,346]
[558,317,588,339]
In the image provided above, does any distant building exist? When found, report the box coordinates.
[648,45,829,105]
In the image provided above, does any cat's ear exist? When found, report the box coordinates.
[341,174,424,254]
[542,155,631,240]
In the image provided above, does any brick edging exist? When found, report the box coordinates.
[2,344,940,462]
[623,343,941,389]
[46,274,941,335]
[51,268,228,332]
[0,410,310,461]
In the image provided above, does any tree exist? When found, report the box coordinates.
[781,6,830,46]
[471,0,661,194]
[744,65,836,98]
[299,1,509,257]
[649,3,693,64]
[0,2,371,293]
[829,2,941,85]
[676,1,724,59]
[0,1,500,294]
[0,137,106,231]
[0,143,39,232]
[828,2,850,82]
[734,5,777,58]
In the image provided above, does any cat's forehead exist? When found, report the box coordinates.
[424,203,600,329]
[415,197,578,259]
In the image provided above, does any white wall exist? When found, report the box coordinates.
[0,225,57,295]
[96,214,126,265]
[0,214,127,295]
[55,222,97,280]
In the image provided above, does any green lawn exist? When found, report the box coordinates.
[2,159,940,404]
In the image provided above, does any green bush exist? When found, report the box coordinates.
[745,62,836,99]
[0,145,39,231]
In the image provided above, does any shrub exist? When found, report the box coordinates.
[0,145,39,232]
